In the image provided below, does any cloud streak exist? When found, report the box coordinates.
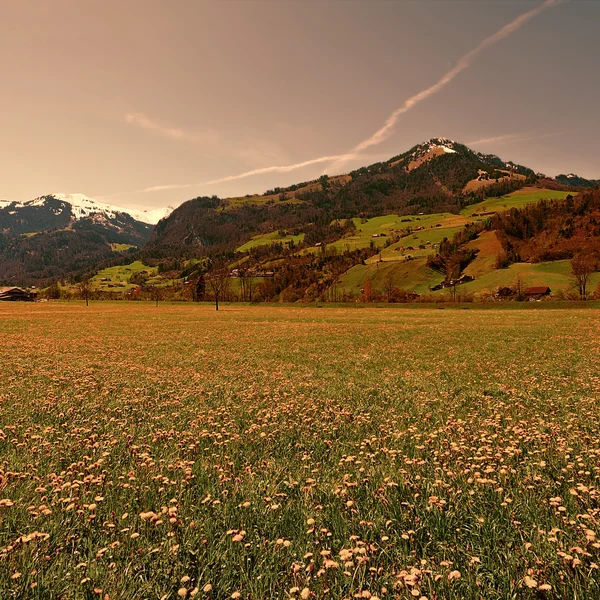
[125,112,219,144]
[467,130,565,146]
[127,0,561,196]
[326,0,561,173]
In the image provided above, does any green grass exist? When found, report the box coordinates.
[224,195,305,210]
[377,226,465,262]
[445,259,600,297]
[461,187,573,216]
[237,232,305,253]
[91,260,156,290]
[337,258,440,295]
[110,243,137,252]
[1,303,600,598]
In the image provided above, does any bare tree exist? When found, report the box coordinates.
[446,261,460,302]
[78,279,92,306]
[514,274,525,302]
[383,272,395,302]
[150,285,163,307]
[239,270,254,302]
[206,269,230,311]
[571,252,596,300]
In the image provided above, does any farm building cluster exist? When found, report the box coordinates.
[0,287,37,302]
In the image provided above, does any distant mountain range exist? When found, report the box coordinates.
[0,139,596,286]
[0,193,173,230]
[0,194,173,284]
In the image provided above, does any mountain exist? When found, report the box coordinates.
[145,138,537,257]
[0,193,173,232]
[0,139,588,288]
[0,193,173,285]
[555,174,599,188]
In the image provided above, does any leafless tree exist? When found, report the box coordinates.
[571,252,596,300]
[206,269,230,311]
[239,270,254,302]
[78,279,92,306]
[514,274,525,302]
[446,261,460,302]
[150,285,163,307]
[383,272,395,302]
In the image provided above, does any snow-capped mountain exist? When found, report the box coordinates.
[0,193,172,285]
[0,193,173,226]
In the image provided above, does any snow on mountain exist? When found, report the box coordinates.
[2,193,173,225]
[129,205,175,225]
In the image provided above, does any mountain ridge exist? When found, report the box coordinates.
[0,138,596,286]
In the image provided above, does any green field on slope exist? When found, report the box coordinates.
[337,258,440,295]
[462,187,572,216]
[455,259,600,296]
[237,231,305,253]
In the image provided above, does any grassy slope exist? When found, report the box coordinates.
[337,258,440,295]
[91,260,156,291]
[461,187,572,216]
[333,188,577,294]
[110,243,137,252]
[455,259,600,296]
[236,232,305,253]
[462,231,504,278]
[1,303,600,599]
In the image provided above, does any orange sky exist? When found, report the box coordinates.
[0,0,598,209]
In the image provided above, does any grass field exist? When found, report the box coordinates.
[91,260,156,291]
[237,232,305,253]
[455,260,600,297]
[462,188,572,217]
[337,259,440,295]
[1,303,600,599]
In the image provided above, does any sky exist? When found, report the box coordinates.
[0,0,598,210]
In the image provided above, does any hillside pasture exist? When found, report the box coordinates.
[1,304,600,599]
[462,187,572,216]
[237,231,305,253]
[462,231,504,279]
[91,260,156,291]
[337,258,440,295]
[451,259,600,298]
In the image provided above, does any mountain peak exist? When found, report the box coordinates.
[35,193,173,225]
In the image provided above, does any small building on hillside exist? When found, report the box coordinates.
[524,286,551,299]
[0,287,35,301]
[494,286,515,299]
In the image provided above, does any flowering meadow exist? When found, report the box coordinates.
[1,303,599,599]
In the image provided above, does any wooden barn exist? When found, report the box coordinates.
[0,287,35,301]
[524,286,551,299]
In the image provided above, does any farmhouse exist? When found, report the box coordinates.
[525,286,551,299]
[0,287,35,301]
[494,286,515,299]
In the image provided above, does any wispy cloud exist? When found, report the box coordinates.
[326,0,561,173]
[122,0,561,198]
[467,131,564,146]
[201,154,348,186]
[467,133,528,146]
[142,183,194,192]
[125,112,219,144]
